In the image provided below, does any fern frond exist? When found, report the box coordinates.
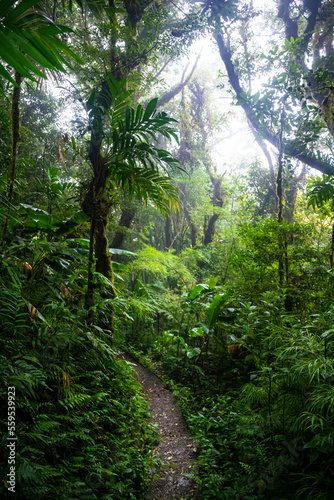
[307,175,334,210]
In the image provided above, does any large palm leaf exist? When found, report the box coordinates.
[0,0,82,85]
[86,74,181,213]
[307,175,334,210]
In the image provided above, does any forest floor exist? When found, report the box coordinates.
[121,353,199,499]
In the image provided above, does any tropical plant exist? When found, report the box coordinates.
[79,74,182,315]
[33,166,77,214]
[0,0,82,86]
[307,175,334,211]
[0,209,156,499]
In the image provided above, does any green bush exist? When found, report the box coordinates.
[0,268,155,499]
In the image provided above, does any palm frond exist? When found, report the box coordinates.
[307,175,334,210]
[0,0,82,85]
[105,159,180,213]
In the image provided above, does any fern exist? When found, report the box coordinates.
[59,393,93,410]
[0,287,28,338]
[85,329,117,361]
[307,174,334,210]
[0,233,156,500]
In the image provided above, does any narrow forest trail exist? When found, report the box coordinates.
[121,353,198,499]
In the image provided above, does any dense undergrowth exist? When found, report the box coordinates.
[129,304,334,500]
[3,202,334,500]
[124,219,334,500]
[2,2,334,499]
[0,243,156,500]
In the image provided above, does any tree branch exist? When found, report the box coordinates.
[154,58,173,79]
[214,31,334,176]
[156,49,203,108]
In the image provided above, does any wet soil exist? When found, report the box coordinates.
[122,353,198,499]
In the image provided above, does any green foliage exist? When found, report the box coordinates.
[0,189,157,498]
[130,246,194,287]
[79,73,182,214]
[130,204,334,499]
[155,293,334,499]
[34,166,77,214]
[228,218,330,313]
[206,291,231,329]
[2,2,334,499]
[0,260,155,499]
[307,175,334,211]
[0,0,82,86]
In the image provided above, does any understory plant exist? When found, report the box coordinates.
[0,230,156,499]
[169,292,334,499]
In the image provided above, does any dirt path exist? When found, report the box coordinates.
[122,353,198,499]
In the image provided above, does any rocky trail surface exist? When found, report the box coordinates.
[121,353,198,499]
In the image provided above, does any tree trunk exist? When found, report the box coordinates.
[81,0,162,326]
[330,223,334,268]
[284,165,306,222]
[2,72,22,242]
[83,133,114,314]
[277,110,284,287]
[95,215,114,281]
[203,169,224,245]
[277,157,283,224]
[156,50,202,109]
[85,214,96,320]
[190,222,197,247]
[204,213,219,245]
[165,213,172,248]
[111,205,137,248]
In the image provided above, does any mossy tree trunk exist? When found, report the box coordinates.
[111,204,137,249]
[2,72,22,242]
[83,137,115,320]
[95,214,113,278]
[9,72,22,204]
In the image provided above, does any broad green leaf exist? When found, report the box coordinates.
[111,261,128,270]
[189,327,205,338]
[208,277,217,290]
[27,33,66,70]
[108,248,137,256]
[48,35,83,64]
[187,347,201,359]
[0,62,17,85]
[64,238,90,247]
[188,283,209,300]
[20,203,49,215]
[37,25,71,36]
[5,0,40,22]
[207,293,231,329]
[177,337,187,348]
[0,31,35,78]
[0,1,82,85]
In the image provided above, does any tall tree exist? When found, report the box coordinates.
[110,52,203,249]
[80,78,180,310]
[1,0,81,239]
[209,0,334,176]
